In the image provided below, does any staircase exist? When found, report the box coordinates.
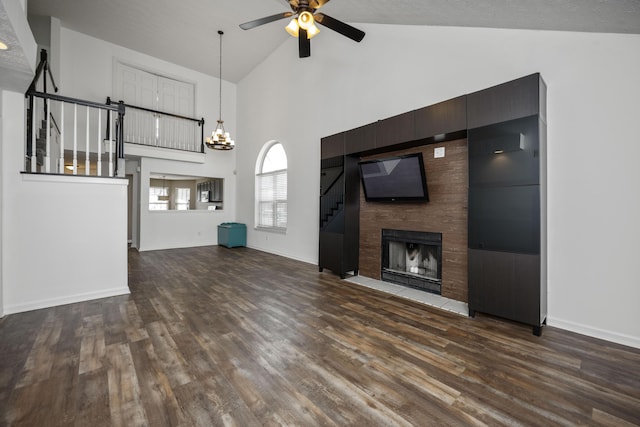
[320,156,345,230]
[25,105,60,173]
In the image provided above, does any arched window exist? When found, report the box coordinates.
[256,142,287,230]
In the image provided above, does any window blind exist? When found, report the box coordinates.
[257,169,287,229]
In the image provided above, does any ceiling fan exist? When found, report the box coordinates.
[239,0,365,58]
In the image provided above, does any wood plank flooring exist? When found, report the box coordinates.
[1,245,639,426]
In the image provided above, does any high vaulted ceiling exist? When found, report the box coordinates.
[23,0,640,83]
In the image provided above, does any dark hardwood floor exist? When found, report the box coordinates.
[1,246,639,426]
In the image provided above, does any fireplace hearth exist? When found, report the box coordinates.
[381,229,442,294]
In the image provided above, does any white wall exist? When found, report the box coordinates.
[237,24,640,348]
[1,90,129,314]
[138,156,236,251]
[57,27,238,251]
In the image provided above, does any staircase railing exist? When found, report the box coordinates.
[26,91,124,176]
[25,49,125,177]
[109,97,205,153]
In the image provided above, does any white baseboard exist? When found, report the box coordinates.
[245,244,316,266]
[138,241,216,252]
[3,287,131,315]
[547,316,640,349]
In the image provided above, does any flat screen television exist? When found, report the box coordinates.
[359,153,429,202]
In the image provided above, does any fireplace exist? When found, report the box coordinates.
[381,229,442,294]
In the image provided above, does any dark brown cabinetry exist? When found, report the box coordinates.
[319,74,546,336]
[318,152,360,278]
[467,73,547,335]
[375,111,415,149]
[321,132,345,159]
[414,96,467,140]
[345,123,376,155]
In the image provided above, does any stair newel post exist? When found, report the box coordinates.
[41,49,48,95]
[116,101,125,178]
[73,103,78,175]
[85,106,90,175]
[45,98,51,173]
[200,118,205,153]
[97,108,102,177]
[30,98,37,172]
[59,103,65,174]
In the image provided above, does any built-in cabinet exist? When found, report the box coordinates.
[319,73,547,335]
[319,134,360,278]
[467,74,547,335]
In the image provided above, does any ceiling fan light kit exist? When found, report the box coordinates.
[286,12,320,39]
[240,0,364,58]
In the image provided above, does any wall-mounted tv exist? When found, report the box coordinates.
[359,153,429,202]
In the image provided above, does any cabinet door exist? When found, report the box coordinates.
[468,116,540,188]
[415,96,466,140]
[469,249,541,326]
[319,231,345,274]
[321,133,345,159]
[376,111,415,149]
[468,185,540,254]
[467,73,541,129]
[345,123,376,154]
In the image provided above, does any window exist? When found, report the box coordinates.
[149,185,169,210]
[175,188,191,210]
[256,142,287,230]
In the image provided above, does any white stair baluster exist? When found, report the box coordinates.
[30,100,36,172]
[85,107,90,175]
[73,104,78,175]
[109,110,114,177]
[45,98,51,173]
[59,103,65,174]
[97,108,102,177]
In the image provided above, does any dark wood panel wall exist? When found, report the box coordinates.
[359,140,469,302]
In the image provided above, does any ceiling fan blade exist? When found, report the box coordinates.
[314,13,365,42]
[289,0,329,11]
[299,28,311,58]
[309,0,331,9]
[240,12,293,30]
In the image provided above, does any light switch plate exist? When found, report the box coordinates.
[434,147,445,158]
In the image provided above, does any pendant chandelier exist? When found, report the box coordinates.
[206,30,234,150]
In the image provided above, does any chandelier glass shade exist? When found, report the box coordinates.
[206,30,234,150]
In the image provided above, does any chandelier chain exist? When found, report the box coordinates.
[218,30,223,122]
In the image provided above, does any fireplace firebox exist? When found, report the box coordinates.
[381,229,442,294]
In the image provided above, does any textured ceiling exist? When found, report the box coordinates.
[18,0,640,83]
[1,4,30,71]
[0,0,37,91]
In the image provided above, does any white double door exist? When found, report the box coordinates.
[116,62,195,148]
